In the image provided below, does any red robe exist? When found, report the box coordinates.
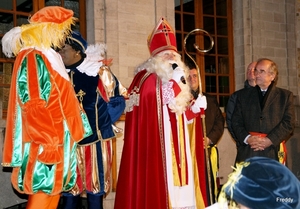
[114,70,207,208]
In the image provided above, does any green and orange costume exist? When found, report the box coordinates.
[1,6,92,209]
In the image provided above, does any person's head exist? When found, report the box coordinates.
[254,58,278,89]
[142,17,190,115]
[184,60,199,91]
[218,157,300,209]
[188,68,199,91]
[246,61,256,87]
[59,31,87,67]
[2,6,76,58]
[145,17,185,82]
[147,17,177,58]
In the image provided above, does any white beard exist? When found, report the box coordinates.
[136,51,192,114]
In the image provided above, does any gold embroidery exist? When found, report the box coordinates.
[125,72,150,112]
[76,89,86,108]
[70,71,75,87]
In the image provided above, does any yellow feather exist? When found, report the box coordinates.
[17,16,77,53]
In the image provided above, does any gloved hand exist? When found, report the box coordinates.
[191,94,207,113]
[171,66,185,84]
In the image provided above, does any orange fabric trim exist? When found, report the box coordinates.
[2,49,29,165]
[26,193,60,209]
[249,132,267,137]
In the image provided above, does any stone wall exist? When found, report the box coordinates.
[86,0,175,88]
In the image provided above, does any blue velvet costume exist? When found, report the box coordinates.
[60,33,126,209]
[69,63,115,144]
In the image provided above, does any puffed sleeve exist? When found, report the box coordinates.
[18,52,61,164]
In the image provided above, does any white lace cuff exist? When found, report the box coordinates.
[162,81,175,105]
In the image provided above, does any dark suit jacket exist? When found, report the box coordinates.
[203,93,225,145]
[226,80,253,141]
[232,83,295,162]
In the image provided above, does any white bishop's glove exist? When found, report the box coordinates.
[171,65,185,84]
[191,94,207,113]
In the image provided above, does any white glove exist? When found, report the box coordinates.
[191,94,207,113]
[171,66,185,84]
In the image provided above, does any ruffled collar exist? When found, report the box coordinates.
[65,54,104,77]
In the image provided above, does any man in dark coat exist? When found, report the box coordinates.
[226,61,256,142]
[232,58,295,163]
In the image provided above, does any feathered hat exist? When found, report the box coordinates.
[147,17,177,56]
[2,6,77,58]
[218,157,300,209]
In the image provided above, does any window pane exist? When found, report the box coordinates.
[205,75,216,93]
[216,0,227,16]
[218,57,229,74]
[218,76,229,93]
[183,14,195,32]
[217,17,227,35]
[217,37,228,54]
[0,12,13,34]
[176,33,182,52]
[64,0,79,18]
[202,0,214,15]
[16,0,33,12]
[204,55,215,73]
[204,34,215,54]
[46,0,62,6]
[175,0,181,11]
[203,16,215,34]
[0,0,13,10]
[183,0,194,13]
[175,13,181,30]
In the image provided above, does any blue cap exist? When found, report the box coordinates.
[219,157,300,209]
[66,31,87,53]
